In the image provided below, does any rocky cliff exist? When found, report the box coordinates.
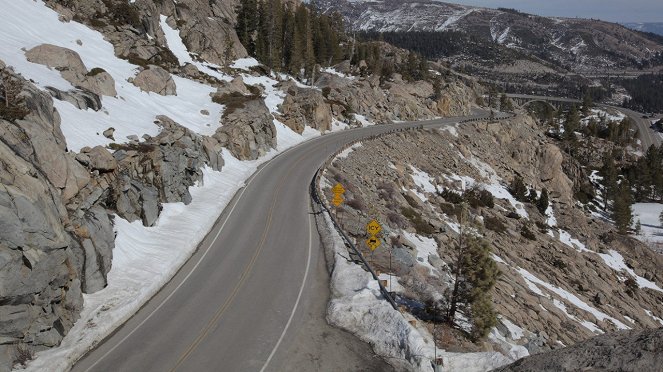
[324,114,663,366]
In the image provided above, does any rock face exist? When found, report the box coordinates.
[132,65,177,96]
[326,116,663,362]
[25,44,116,97]
[0,67,224,370]
[496,327,663,372]
[279,81,332,133]
[0,72,85,369]
[213,99,276,160]
[315,69,475,124]
[43,0,248,69]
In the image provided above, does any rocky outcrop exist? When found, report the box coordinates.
[132,65,177,96]
[0,75,84,369]
[213,99,276,160]
[44,87,102,111]
[25,44,116,97]
[315,68,475,124]
[279,81,332,133]
[107,115,215,226]
[496,327,663,372]
[43,0,248,70]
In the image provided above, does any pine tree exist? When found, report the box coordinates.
[499,93,513,112]
[235,0,258,56]
[582,91,593,116]
[613,180,633,235]
[446,208,500,341]
[510,176,527,202]
[537,188,549,215]
[563,105,580,152]
[601,151,619,211]
[432,76,442,100]
[635,219,642,235]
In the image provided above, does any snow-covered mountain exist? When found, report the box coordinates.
[320,0,663,72]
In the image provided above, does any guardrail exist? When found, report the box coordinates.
[309,113,514,311]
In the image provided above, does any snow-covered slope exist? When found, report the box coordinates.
[0,1,336,370]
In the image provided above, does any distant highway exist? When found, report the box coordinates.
[507,94,661,149]
[71,112,495,372]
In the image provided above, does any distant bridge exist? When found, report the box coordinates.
[505,94,661,149]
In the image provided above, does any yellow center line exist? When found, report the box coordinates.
[168,140,331,371]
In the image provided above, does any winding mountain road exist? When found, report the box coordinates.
[72,113,491,372]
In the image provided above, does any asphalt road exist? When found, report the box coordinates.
[506,94,661,149]
[72,114,489,372]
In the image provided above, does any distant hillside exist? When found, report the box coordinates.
[319,0,663,73]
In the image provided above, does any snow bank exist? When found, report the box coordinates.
[324,214,513,372]
[336,142,363,159]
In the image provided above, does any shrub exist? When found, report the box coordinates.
[439,202,460,219]
[346,198,366,212]
[13,344,33,367]
[102,0,141,28]
[463,187,494,209]
[535,220,549,233]
[401,207,435,235]
[439,189,463,204]
[86,67,107,77]
[212,91,261,117]
[625,277,638,297]
[484,216,506,234]
[0,71,30,122]
[387,212,408,229]
[520,225,537,241]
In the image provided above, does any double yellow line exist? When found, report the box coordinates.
[169,141,327,371]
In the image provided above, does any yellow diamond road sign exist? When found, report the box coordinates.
[367,237,381,251]
[366,220,382,236]
[332,195,344,206]
[332,183,346,195]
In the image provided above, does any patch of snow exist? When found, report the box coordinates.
[354,114,375,127]
[230,57,260,71]
[516,268,629,331]
[402,231,441,275]
[558,229,590,252]
[632,203,663,246]
[410,166,438,194]
[483,183,529,219]
[159,15,231,82]
[336,142,363,160]
[491,254,507,265]
[645,310,663,326]
[439,125,459,137]
[545,205,557,227]
[321,67,355,80]
[597,250,663,293]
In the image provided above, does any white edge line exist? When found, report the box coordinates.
[83,161,272,372]
[259,210,314,372]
